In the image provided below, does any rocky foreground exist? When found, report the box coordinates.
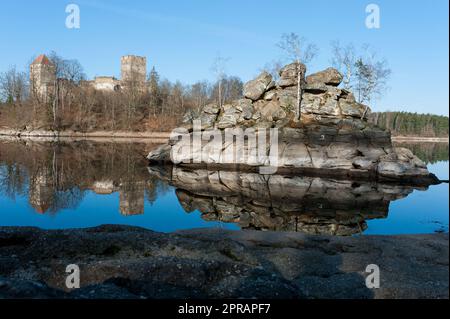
[0,225,448,299]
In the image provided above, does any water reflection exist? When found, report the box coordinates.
[149,165,435,235]
[393,141,449,164]
[0,140,165,216]
[0,139,448,235]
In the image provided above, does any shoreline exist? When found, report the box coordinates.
[0,129,171,143]
[392,136,449,143]
[0,129,448,143]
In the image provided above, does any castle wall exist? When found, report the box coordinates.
[91,77,120,91]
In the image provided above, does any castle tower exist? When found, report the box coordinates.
[30,54,56,101]
[29,166,54,214]
[119,181,145,216]
[120,55,147,84]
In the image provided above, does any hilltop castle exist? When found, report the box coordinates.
[30,54,148,99]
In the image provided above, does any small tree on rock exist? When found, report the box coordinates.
[277,33,318,121]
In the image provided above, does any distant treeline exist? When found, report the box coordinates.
[369,112,449,137]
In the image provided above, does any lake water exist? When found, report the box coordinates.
[0,139,448,235]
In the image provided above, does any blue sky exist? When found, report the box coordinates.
[0,0,448,115]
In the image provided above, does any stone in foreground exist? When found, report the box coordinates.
[0,225,447,299]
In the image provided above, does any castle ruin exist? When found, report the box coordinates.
[89,55,147,91]
[30,54,148,98]
[121,55,147,84]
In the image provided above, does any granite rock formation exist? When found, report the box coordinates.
[148,62,438,185]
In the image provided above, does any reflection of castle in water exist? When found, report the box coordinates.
[119,181,145,216]
[90,180,145,216]
[28,167,54,214]
[87,180,145,216]
[15,139,153,216]
[149,166,430,236]
[28,171,146,216]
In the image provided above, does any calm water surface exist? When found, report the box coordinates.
[0,139,448,235]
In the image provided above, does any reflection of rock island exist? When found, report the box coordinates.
[149,166,429,235]
[89,180,145,216]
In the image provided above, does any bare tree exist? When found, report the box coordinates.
[47,52,65,79]
[46,52,86,128]
[277,33,318,121]
[171,81,186,115]
[0,66,28,103]
[354,52,391,118]
[190,81,210,114]
[223,76,243,103]
[158,79,172,115]
[210,54,230,107]
[330,43,391,118]
[261,60,284,81]
[211,76,243,106]
[60,59,85,84]
[330,40,356,90]
[277,33,319,67]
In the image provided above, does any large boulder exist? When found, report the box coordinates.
[256,100,287,122]
[340,100,369,119]
[306,67,343,87]
[394,147,426,168]
[217,105,240,129]
[278,62,306,88]
[203,103,220,115]
[198,112,219,129]
[243,71,274,101]
[338,89,370,119]
[301,87,342,117]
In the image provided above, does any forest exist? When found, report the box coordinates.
[369,112,449,137]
